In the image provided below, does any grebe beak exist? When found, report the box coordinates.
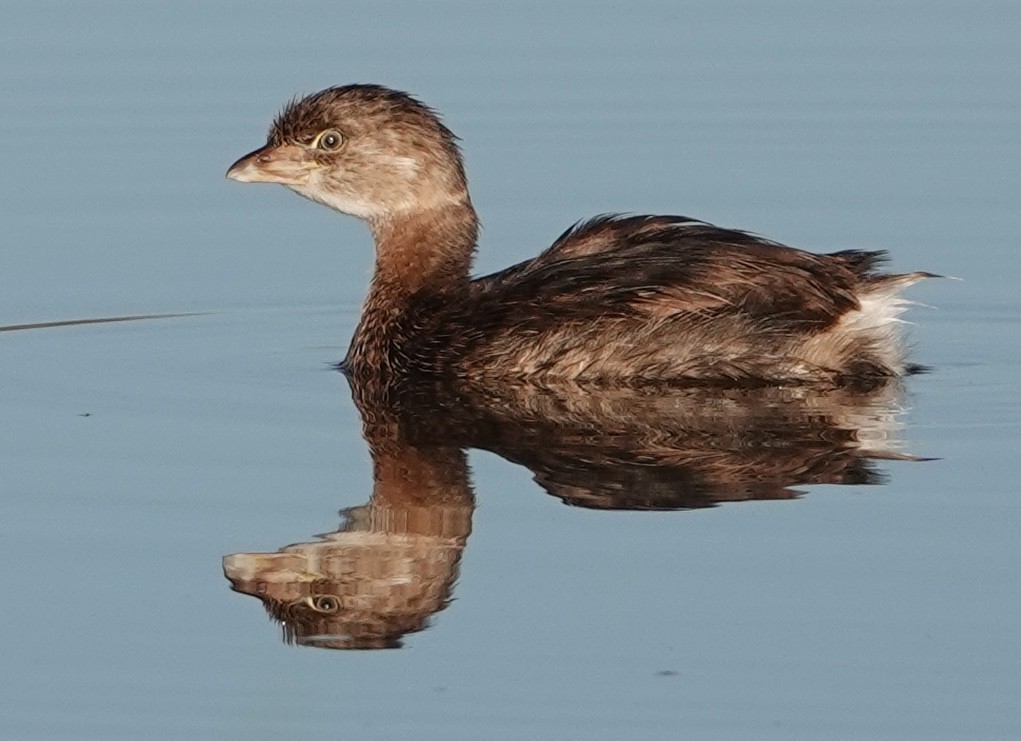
[226,143,311,186]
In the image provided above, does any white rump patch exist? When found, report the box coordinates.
[841,291,914,334]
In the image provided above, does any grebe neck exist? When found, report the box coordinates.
[367,197,478,298]
[346,198,478,376]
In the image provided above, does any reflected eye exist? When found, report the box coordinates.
[307,595,340,613]
[314,129,344,151]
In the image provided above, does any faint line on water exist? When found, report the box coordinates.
[0,312,210,333]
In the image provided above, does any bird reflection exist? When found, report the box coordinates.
[223,375,921,649]
[222,397,474,650]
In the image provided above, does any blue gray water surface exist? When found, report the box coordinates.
[2,2,1019,739]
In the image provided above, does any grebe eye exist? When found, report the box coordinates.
[308,595,340,612]
[315,130,344,151]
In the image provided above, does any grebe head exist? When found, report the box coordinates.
[226,85,469,223]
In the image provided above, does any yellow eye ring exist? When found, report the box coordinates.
[312,129,344,151]
[307,595,340,613]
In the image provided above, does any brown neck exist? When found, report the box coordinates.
[346,198,478,375]
[368,197,478,298]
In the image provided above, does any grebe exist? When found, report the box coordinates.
[227,84,932,386]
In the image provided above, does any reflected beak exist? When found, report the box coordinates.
[225,143,312,185]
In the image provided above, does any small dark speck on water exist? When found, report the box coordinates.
[655,670,679,677]
[78,413,91,417]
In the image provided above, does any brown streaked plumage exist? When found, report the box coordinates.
[227,84,934,386]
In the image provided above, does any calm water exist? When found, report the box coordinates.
[2,2,1019,739]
